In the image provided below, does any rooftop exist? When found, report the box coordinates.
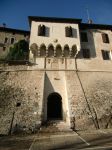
[0,26,30,34]
[80,23,112,30]
[28,16,82,25]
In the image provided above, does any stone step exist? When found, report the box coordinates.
[39,120,72,133]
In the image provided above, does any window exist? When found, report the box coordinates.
[11,38,14,44]
[81,32,88,42]
[3,47,6,51]
[38,25,46,36]
[82,49,90,58]
[102,33,109,43]
[65,26,73,37]
[101,50,111,60]
[24,34,27,37]
[4,37,8,43]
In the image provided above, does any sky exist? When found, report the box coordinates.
[0,0,112,31]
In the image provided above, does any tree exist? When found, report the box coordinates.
[6,40,29,61]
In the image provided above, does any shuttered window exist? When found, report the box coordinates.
[102,33,109,43]
[101,50,110,60]
[38,25,46,36]
[82,49,90,58]
[65,26,73,37]
[81,32,88,42]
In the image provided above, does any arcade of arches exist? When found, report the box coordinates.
[30,43,77,58]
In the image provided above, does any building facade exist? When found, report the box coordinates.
[0,27,29,60]
[0,16,112,135]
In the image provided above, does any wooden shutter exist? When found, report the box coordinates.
[65,27,69,37]
[38,25,42,36]
[102,33,109,43]
[81,32,88,42]
[65,26,72,37]
[83,49,90,58]
[69,26,73,37]
[38,25,46,36]
[102,50,110,60]
[41,25,45,36]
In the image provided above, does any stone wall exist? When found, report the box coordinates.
[78,71,112,129]
[65,71,112,130]
[65,71,96,130]
[0,70,44,135]
[0,66,112,135]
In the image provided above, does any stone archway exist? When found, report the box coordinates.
[47,92,62,120]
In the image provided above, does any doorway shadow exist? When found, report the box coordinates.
[47,92,62,120]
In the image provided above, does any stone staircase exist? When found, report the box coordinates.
[39,120,72,133]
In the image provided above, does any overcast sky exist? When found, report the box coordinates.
[0,0,112,30]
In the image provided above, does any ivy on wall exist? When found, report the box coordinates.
[6,40,29,61]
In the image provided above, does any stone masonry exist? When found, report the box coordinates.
[0,66,112,135]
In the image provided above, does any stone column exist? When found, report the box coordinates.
[38,47,40,57]
[46,47,48,57]
[29,49,34,63]
[62,47,64,57]
[54,47,56,57]
[69,48,72,57]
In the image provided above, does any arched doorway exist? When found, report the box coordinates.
[47,92,62,120]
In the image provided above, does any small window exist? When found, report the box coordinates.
[82,49,90,58]
[11,38,14,44]
[4,37,8,43]
[3,47,6,51]
[24,34,27,37]
[102,33,109,43]
[65,26,73,37]
[81,32,88,42]
[38,25,46,36]
[101,50,111,60]
[12,32,15,35]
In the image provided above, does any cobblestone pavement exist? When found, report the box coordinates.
[0,129,112,150]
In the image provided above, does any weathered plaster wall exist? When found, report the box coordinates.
[0,71,44,135]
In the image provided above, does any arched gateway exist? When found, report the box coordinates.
[47,92,62,120]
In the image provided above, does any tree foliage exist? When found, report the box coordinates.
[6,40,29,60]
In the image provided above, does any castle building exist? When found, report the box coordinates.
[0,16,112,135]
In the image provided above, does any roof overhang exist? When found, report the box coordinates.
[28,16,82,27]
[0,27,30,34]
[80,23,112,30]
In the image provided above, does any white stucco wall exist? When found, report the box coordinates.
[30,21,80,49]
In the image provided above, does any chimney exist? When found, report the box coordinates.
[88,19,93,24]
